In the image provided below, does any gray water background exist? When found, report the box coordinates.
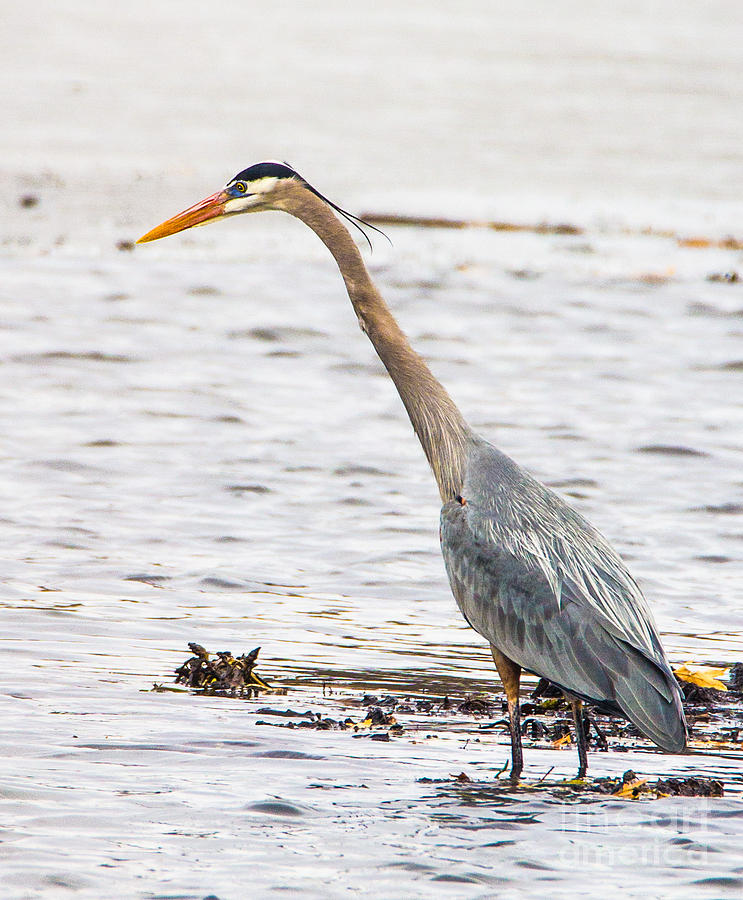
[1,2,742,897]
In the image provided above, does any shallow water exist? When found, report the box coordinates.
[2,2,743,898]
[2,226,742,899]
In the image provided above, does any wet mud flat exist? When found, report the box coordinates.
[166,645,742,801]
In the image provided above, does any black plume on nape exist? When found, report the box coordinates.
[303,182,391,253]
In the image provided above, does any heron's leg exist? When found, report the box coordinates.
[570,698,588,778]
[491,647,522,781]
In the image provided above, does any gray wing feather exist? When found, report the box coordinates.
[440,439,686,752]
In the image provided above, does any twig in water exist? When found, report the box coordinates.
[493,759,510,780]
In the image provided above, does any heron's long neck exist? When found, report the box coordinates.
[286,192,471,501]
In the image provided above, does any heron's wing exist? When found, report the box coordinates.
[460,442,670,668]
[441,498,614,702]
[439,442,686,750]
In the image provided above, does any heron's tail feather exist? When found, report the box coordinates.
[609,640,687,752]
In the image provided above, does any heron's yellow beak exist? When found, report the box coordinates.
[136,189,231,243]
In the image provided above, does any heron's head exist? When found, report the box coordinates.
[137,161,384,249]
[136,161,306,244]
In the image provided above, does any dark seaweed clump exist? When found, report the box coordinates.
[589,769,724,799]
[174,643,273,695]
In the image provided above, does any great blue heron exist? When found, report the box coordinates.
[138,161,687,779]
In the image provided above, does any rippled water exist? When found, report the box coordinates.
[3,224,742,898]
[2,2,743,897]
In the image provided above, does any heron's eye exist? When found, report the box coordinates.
[233,182,248,194]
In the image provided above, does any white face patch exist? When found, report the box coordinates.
[223,195,261,214]
[245,176,279,195]
[223,176,280,214]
